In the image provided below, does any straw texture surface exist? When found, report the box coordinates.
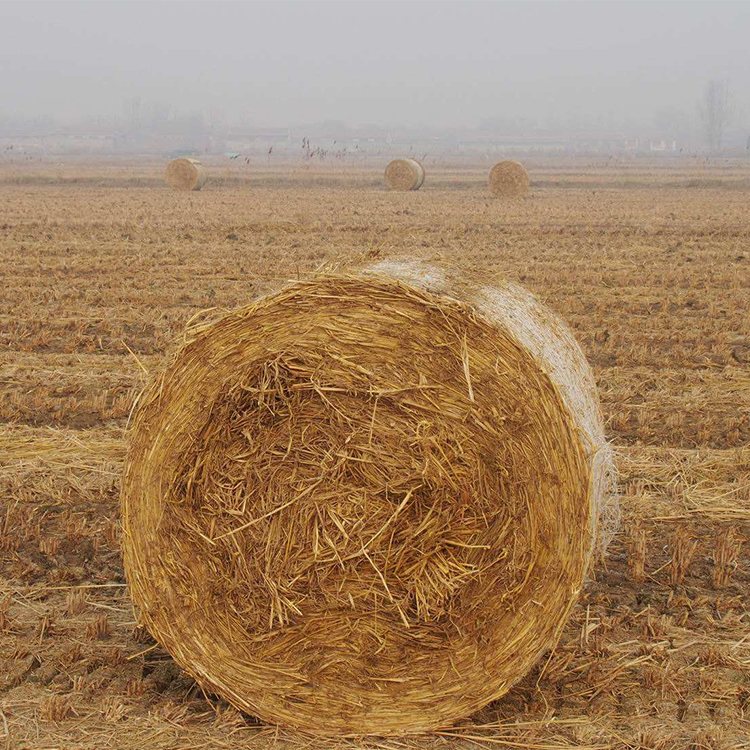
[122,263,616,735]
[385,159,424,191]
[165,158,208,191]
[488,160,530,198]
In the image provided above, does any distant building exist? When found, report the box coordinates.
[649,140,678,152]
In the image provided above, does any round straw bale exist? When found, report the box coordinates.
[165,157,208,191]
[121,262,617,735]
[488,160,529,198]
[385,158,424,191]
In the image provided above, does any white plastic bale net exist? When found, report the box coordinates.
[366,259,620,559]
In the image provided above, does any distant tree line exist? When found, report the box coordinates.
[699,80,731,152]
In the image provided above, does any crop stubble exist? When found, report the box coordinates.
[0,158,749,749]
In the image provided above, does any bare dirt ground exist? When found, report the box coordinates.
[1,157,749,749]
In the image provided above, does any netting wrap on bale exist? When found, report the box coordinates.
[488,160,530,198]
[121,261,617,735]
[164,157,208,191]
[385,158,425,191]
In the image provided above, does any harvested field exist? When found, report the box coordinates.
[1,156,749,750]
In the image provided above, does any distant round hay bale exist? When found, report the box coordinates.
[121,262,616,735]
[488,160,529,198]
[385,158,424,191]
[165,158,208,191]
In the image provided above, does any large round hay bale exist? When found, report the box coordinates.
[164,157,208,191]
[121,262,616,735]
[385,158,424,191]
[488,160,529,198]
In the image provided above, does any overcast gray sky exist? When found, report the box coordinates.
[1,1,748,130]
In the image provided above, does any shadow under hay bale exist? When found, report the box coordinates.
[121,262,617,735]
[164,158,208,191]
[489,160,530,198]
[385,158,425,191]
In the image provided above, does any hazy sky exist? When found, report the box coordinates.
[1,1,749,130]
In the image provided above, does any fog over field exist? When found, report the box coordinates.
[1,1,749,142]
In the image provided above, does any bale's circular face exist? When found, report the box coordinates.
[164,158,205,191]
[488,160,530,198]
[122,276,592,735]
[385,159,423,191]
